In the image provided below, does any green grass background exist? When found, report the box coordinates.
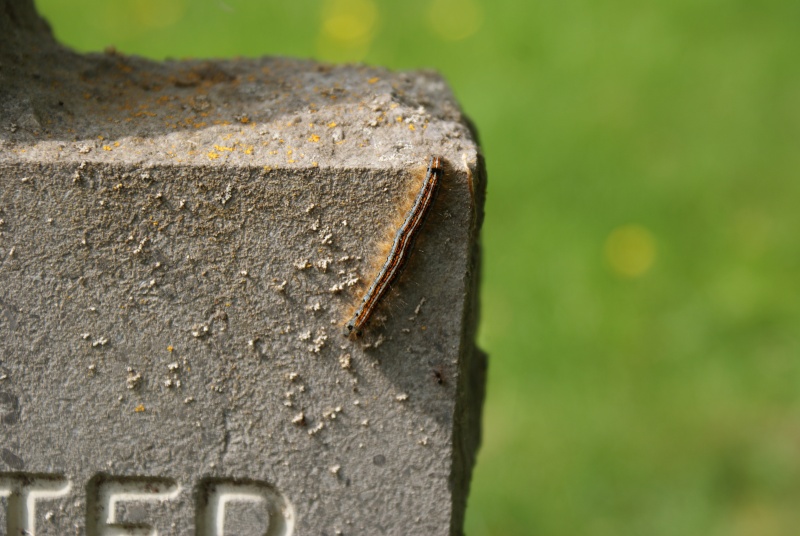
[34,0,800,534]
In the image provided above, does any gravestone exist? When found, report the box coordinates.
[0,1,486,534]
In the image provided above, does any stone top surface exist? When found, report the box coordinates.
[1,45,478,170]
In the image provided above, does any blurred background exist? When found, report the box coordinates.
[34,0,800,534]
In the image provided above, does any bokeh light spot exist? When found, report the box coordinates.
[133,0,188,30]
[321,0,378,46]
[427,0,484,42]
[317,0,378,62]
[604,224,657,278]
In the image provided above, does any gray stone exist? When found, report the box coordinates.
[0,1,486,534]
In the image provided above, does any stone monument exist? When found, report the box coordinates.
[0,1,486,534]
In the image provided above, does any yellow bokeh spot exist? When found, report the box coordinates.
[427,0,484,41]
[133,0,189,29]
[604,224,657,278]
[93,0,188,42]
[321,0,378,45]
[317,0,379,61]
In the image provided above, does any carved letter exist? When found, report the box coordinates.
[86,475,181,536]
[196,479,294,536]
[0,473,71,535]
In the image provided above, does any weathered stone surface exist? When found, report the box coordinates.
[0,1,486,534]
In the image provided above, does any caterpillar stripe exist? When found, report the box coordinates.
[346,156,443,337]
